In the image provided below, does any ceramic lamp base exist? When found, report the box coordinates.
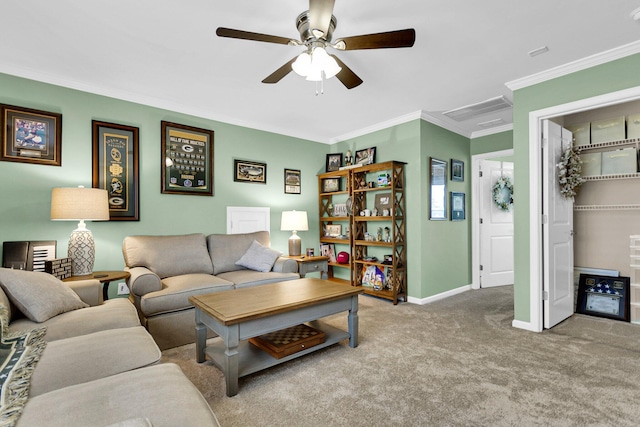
[68,229,95,276]
[288,232,302,257]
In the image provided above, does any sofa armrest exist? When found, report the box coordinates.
[66,279,102,306]
[125,266,162,296]
[272,257,298,274]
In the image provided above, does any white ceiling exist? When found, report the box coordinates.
[2,1,640,143]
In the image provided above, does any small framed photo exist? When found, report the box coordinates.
[576,274,630,322]
[161,121,214,196]
[326,153,343,172]
[451,159,464,182]
[355,147,376,165]
[333,203,347,217]
[325,224,342,237]
[322,177,340,193]
[450,192,465,221]
[320,243,337,262]
[284,168,301,194]
[374,193,392,213]
[0,104,62,166]
[234,159,267,184]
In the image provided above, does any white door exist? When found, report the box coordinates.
[479,160,514,287]
[226,207,270,234]
[543,120,574,328]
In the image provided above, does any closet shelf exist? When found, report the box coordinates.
[574,204,640,211]
[578,138,640,151]
[582,173,640,181]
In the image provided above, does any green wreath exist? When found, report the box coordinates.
[492,176,514,211]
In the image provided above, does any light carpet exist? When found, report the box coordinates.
[161,286,640,426]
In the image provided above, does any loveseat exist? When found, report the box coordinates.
[0,268,220,426]
[122,231,299,349]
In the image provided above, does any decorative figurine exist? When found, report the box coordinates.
[384,227,391,242]
[345,150,353,166]
[377,227,383,241]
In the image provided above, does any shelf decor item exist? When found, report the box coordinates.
[556,145,584,200]
[326,153,343,172]
[492,176,514,211]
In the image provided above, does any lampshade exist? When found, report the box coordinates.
[291,47,341,82]
[280,211,309,232]
[281,211,308,257]
[51,186,109,276]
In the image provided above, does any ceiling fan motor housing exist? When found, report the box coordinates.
[296,10,337,43]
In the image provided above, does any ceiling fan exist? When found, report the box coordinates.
[216,0,415,90]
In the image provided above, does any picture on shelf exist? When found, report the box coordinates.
[325,224,342,237]
[355,147,376,165]
[322,178,340,193]
[325,153,343,172]
[333,203,347,217]
[320,243,337,263]
[361,265,385,290]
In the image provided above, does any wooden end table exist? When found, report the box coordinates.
[63,270,130,301]
[284,255,329,279]
[190,278,362,396]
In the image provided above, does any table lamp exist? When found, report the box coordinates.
[280,210,308,256]
[51,186,109,276]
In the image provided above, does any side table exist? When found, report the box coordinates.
[284,256,329,279]
[63,270,130,301]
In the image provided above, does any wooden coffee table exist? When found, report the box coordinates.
[189,278,362,396]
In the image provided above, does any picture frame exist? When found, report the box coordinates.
[321,177,340,193]
[429,157,447,220]
[320,243,337,262]
[576,274,630,322]
[325,153,343,172]
[92,120,139,221]
[355,147,376,165]
[333,203,347,217]
[234,159,267,184]
[161,121,214,196]
[325,224,342,237]
[0,104,62,166]
[374,193,392,213]
[284,168,301,194]
[451,159,464,182]
[450,191,465,221]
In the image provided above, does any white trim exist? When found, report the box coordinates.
[329,111,423,144]
[470,123,513,139]
[471,149,514,290]
[511,319,537,332]
[506,40,640,91]
[407,284,471,305]
[525,85,640,333]
[420,111,471,138]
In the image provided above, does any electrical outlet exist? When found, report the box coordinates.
[117,282,130,295]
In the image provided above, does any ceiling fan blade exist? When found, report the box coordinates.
[309,0,335,39]
[335,29,416,50]
[216,27,295,46]
[262,57,298,84]
[330,55,363,89]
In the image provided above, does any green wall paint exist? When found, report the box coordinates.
[471,130,513,155]
[512,53,640,323]
[0,73,325,298]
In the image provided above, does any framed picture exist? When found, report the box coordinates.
[161,121,214,196]
[325,153,342,172]
[234,159,267,184]
[451,159,464,182]
[322,177,340,193]
[0,104,62,166]
[374,193,392,213]
[333,203,347,217]
[92,120,139,221]
[576,274,630,322]
[355,147,376,165]
[429,157,447,220]
[450,191,465,221]
[320,243,337,262]
[284,168,301,194]
[325,224,342,237]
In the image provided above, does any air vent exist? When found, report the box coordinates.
[477,118,505,128]
[443,96,512,122]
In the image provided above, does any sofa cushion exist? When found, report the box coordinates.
[9,298,140,342]
[217,270,300,289]
[0,268,88,323]
[140,274,233,317]
[29,326,161,397]
[207,231,271,275]
[235,240,282,272]
[122,234,214,279]
[19,363,221,427]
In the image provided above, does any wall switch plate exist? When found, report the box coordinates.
[117,282,130,295]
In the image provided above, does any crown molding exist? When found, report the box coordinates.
[329,111,423,144]
[506,40,640,91]
[419,111,471,137]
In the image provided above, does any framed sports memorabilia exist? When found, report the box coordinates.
[92,121,140,221]
[576,274,630,322]
[284,168,301,194]
[234,159,267,184]
[0,104,62,166]
[161,121,214,196]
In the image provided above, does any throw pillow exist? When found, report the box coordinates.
[235,240,282,273]
[0,304,47,426]
[0,268,89,323]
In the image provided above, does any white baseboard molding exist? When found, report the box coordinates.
[511,319,540,332]
[407,284,471,305]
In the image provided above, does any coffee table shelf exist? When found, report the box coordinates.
[203,321,349,378]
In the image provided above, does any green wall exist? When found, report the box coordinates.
[512,53,640,323]
[0,73,326,295]
[471,130,513,155]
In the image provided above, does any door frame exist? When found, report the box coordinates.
[525,85,640,332]
[471,149,514,290]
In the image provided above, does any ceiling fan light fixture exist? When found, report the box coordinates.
[311,46,341,79]
[292,52,311,76]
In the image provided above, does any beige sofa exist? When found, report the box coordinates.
[0,268,219,427]
[122,231,299,350]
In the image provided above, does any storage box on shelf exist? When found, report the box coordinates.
[351,161,406,304]
[631,235,640,324]
[318,168,352,285]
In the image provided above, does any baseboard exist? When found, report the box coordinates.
[407,284,471,305]
[511,319,540,332]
